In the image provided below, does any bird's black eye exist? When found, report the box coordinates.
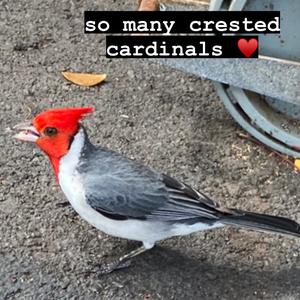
[44,127,58,136]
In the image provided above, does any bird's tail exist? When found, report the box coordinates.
[221,209,300,238]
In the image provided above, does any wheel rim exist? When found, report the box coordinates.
[215,83,300,157]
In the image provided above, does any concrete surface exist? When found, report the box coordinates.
[0,1,299,299]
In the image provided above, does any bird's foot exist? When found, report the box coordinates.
[77,259,131,277]
[77,245,148,277]
[95,259,132,275]
[93,259,132,276]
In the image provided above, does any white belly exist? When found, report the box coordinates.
[59,166,166,243]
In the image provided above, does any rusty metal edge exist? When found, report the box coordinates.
[159,0,210,6]
[138,0,160,11]
[138,0,210,10]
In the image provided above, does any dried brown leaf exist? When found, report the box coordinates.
[62,71,106,87]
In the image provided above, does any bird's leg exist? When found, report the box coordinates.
[119,244,148,262]
[96,244,150,275]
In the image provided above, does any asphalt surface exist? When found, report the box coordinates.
[0,1,299,299]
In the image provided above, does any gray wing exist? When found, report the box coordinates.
[80,147,225,222]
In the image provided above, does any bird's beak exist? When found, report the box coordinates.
[13,122,40,142]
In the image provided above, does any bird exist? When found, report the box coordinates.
[14,107,300,274]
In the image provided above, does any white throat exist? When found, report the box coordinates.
[58,128,85,195]
[58,128,88,215]
[59,128,85,174]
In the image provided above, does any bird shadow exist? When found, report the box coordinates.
[116,245,300,299]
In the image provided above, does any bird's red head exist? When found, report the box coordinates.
[14,107,93,175]
[33,107,93,157]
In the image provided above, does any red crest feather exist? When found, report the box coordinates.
[33,107,93,132]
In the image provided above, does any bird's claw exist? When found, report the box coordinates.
[94,259,132,276]
[55,201,69,208]
[76,259,132,277]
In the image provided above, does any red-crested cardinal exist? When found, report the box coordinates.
[14,107,300,274]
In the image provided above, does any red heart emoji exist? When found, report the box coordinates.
[237,38,258,58]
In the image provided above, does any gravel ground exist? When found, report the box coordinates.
[0,1,299,299]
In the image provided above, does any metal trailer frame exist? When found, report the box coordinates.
[138,0,300,157]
